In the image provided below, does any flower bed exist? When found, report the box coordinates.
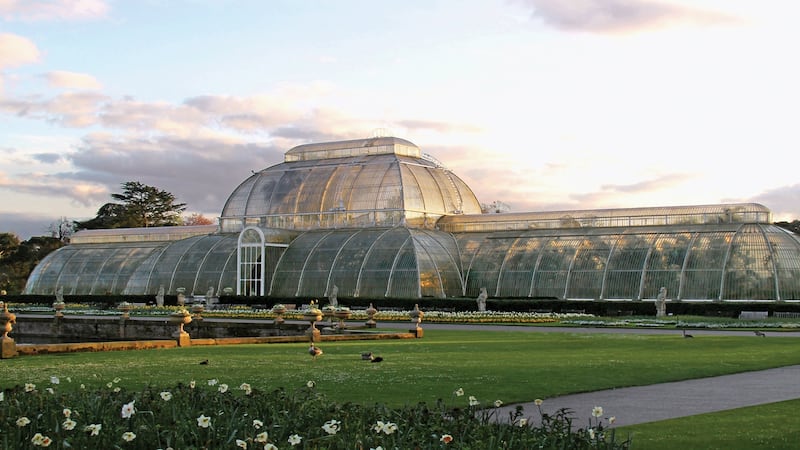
[0,376,627,449]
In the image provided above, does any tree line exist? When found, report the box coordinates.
[1,181,212,294]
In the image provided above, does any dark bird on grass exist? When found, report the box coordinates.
[370,355,384,363]
[682,329,693,338]
[309,344,323,360]
[199,359,209,365]
[754,330,766,337]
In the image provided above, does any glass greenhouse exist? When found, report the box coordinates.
[24,137,800,302]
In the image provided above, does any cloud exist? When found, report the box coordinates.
[519,0,737,33]
[599,173,695,193]
[0,0,109,21]
[747,184,800,222]
[0,33,41,68]
[45,71,103,90]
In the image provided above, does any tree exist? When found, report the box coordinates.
[775,220,800,234]
[0,235,63,294]
[75,181,187,230]
[49,217,75,243]
[183,213,215,226]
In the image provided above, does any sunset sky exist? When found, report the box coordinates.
[2,0,798,239]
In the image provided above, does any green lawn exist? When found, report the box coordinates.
[619,399,800,450]
[3,329,799,406]
[2,329,799,449]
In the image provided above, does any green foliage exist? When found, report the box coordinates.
[74,181,187,230]
[0,236,63,294]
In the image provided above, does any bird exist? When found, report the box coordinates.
[370,355,384,363]
[754,330,766,337]
[361,352,373,360]
[308,343,323,360]
[199,359,209,365]
[682,329,693,338]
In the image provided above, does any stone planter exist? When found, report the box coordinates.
[118,301,132,320]
[169,309,193,346]
[53,301,66,318]
[272,304,287,325]
[334,307,352,329]
[365,303,378,328]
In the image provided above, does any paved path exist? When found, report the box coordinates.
[422,323,800,427]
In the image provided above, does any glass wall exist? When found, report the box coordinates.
[456,224,800,301]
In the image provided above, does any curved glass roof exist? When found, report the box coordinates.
[269,227,463,299]
[456,223,800,301]
[220,137,481,232]
[21,135,800,303]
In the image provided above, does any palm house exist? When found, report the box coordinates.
[24,136,800,302]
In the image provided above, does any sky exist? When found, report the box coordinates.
[1,0,799,240]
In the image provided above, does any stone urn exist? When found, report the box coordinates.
[169,308,192,331]
[334,307,352,329]
[53,301,66,318]
[322,304,336,327]
[1,302,16,340]
[303,303,323,341]
[118,301,133,319]
[191,303,205,320]
[272,303,287,325]
[1,301,17,358]
[365,303,378,328]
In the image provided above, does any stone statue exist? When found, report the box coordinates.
[476,287,488,312]
[156,286,165,307]
[206,286,215,305]
[328,285,338,307]
[55,286,64,303]
[655,287,667,317]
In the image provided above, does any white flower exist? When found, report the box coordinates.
[264,444,278,450]
[107,382,113,388]
[189,380,196,389]
[197,414,211,428]
[592,406,603,418]
[609,416,616,424]
[160,391,173,401]
[252,419,264,429]
[121,400,136,418]
[50,376,60,385]
[62,408,71,417]
[113,387,121,393]
[588,428,596,439]
[122,431,136,442]
[454,388,464,396]
[0,391,3,402]
[46,388,55,394]
[235,439,247,449]
[517,418,528,427]
[85,424,102,436]
[373,420,398,435]
[255,431,269,443]
[468,395,480,406]
[63,418,77,430]
[24,383,36,392]
[80,384,86,390]
[113,377,121,383]
[240,383,252,395]
[218,383,229,393]
[321,419,341,435]
[207,378,218,386]
[306,380,315,388]
[494,399,503,408]
[534,398,543,406]
[31,432,52,446]
[16,417,31,427]
[288,434,302,446]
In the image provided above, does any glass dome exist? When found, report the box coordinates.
[219,137,482,232]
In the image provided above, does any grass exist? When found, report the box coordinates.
[619,399,800,450]
[3,328,800,449]
[3,330,800,406]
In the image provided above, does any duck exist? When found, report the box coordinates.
[682,329,693,338]
[309,343,323,360]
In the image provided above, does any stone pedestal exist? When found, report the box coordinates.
[1,337,16,359]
